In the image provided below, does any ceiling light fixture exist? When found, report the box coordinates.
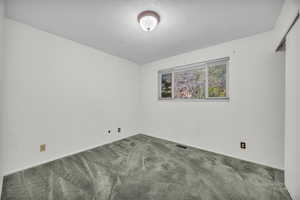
[137,10,160,32]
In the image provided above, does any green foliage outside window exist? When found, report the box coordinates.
[159,58,228,100]
[208,64,227,98]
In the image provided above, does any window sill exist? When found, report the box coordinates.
[158,98,230,102]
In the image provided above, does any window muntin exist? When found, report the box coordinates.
[158,57,229,101]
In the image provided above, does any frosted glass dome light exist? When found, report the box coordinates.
[138,10,160,32]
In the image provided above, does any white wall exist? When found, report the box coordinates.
[0,16,287,178]
[140,31,285,169]
[275,0,300,198]
[285,19,300,200]
[2,19,140,175]
[0,0,4,194]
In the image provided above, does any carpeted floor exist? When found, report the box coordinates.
[1,134,292,200]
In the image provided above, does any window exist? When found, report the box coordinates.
[174,68,206,99]
[158,57,229,101]
[160,73,172,99]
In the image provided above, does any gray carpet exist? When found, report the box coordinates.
[1,134,292,200]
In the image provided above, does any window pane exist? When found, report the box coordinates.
[174,68,206,99]
[160,73,172,98]
[208,64,227,98]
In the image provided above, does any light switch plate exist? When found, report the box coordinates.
[40,144,46,152]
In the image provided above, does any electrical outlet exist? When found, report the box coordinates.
[117,128,121,133]
[240,142,246,150]
[40,144,46,152]
[107,130,111,134]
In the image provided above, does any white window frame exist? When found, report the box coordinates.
[158,57,230,101]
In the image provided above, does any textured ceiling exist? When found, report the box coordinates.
[5,0,284,64]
